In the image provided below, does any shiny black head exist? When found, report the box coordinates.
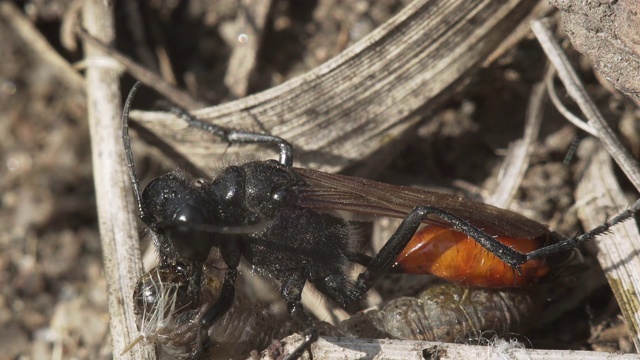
[140,173,212,230]
[141,173,226,263]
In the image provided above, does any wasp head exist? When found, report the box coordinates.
[140,172,223,263]
[141,173,209,227]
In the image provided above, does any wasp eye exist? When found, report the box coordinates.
[272,189,286,201]
[174,203,205,224]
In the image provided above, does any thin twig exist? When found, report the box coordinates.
[486,68,547,208]
[532,19,640,192]
[0,1,84,93]
[545,68,598,136]
[76,28,207,110]
[60,0,83,52]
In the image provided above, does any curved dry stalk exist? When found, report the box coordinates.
[81,0,155,358]
[532,19,640,192]
[131,0,541,174]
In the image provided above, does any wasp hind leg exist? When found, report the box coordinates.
[352,205,528,295]
[525,198,640,261]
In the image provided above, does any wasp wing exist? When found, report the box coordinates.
[294,167,555,240]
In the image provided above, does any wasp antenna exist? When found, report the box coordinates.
[122,81,147,222]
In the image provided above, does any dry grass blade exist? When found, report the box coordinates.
[576,145,640,351]
[253,334,640,360]
[130,0,540,174]
[81,0,155,358]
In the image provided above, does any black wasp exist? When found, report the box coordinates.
[122,81,640,359]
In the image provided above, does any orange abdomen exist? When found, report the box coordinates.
[393,226,550,288]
